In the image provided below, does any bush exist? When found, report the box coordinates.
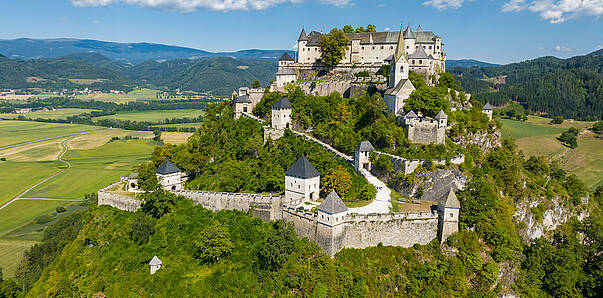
[551,116,564,124]
[33,215,52,225]
[354,71,370,78]
[55,206,66,213]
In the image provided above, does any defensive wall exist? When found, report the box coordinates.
[375,151,465,174]
[98,182,141,212]
[281,205,439,256]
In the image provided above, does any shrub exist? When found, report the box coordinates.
[55,206,66,213]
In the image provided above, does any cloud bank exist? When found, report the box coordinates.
[71,0,350,12]
[423,0,467,10]
[502,0,603,23]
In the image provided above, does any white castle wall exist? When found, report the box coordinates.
[97,182,141,212]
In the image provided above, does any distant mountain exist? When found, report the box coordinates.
[0,53,5,58]
[446,59,500,68]
[0,38,287,64]
[449,53,603,120]
[588,48,603,56]
[61,52,130,71]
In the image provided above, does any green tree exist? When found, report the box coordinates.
[437,72,458,90]
[319,28,350,66]
[323,165,352,197]
[258,221,296,271]
[251,80,261,88]
[140,189,181,219]
[128,213,155,245]
[194,221,234,263]
[366,24,376,32]
[135,162,160,191]
[551,116,564,124]
[355,26,365,33]
[152,129,162,142]
[342,25,354,33]
[404,86,449,117]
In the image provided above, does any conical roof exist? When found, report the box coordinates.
[318,190,348,214]
[285,155,320,178]
[272,98,292,109]
[149,255,162,266]
[440,188,460,209]
[355,141,375,152]
[435,110,447,119]
[156,160,181,175]
[279,52,294,61]
[403,26,416,39]
[298,28,308,41]
[482,103,494,110]
[405,110,418,119]
[416,25,423,31]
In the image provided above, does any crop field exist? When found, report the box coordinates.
[24,139,155,199]
[0,121,101,148]
[0,108,97,120]
[95,109,204,122]
[500,116,601,189]
[162,132,193,144]
[153,122,203,129]
[0,161,64,206]
[75,88,188,103]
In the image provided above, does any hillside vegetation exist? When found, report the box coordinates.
[450,52,603,120]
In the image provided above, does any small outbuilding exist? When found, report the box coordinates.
[149,255,163,275]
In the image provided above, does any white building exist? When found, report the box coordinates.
[276,52,297,88]
[149,255,163,275]
[285,155,321,203]
[482,103,493,120]
[156,160,185,191]
[437,188,460,243]
[317,190,348,227]
[271,98,292,130]
[354,141,375,172]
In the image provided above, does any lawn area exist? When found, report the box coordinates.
[500,116,602,190]
[0,120,101,148]
[24,139,155,199]
[95,109,204,122]
[0,200,85,278]
[75,88,188,103]
[0,161,63,206]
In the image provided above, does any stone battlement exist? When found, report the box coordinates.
[375,151,465,174]
[98,182,141,212]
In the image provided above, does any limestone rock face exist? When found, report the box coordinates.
[453,129,502,154]
[395,168,467,199]
[514,196,590,241]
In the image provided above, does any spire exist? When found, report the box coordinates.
[416,25,423,31]
[369,33,374,44]
[403,25,416,39]
[394,24,406,62]
[318,190,348,214]
[298,28,308,41]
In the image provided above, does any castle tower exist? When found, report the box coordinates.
[297,28,308,63]
[276,52,297,88]
[482,103,493,120]
[403,25,416,56]
[271,98,292,130]
[232,94,252,119]
[438,188,460,243]
[435,110,447,128]
[285,155,320,203]
[278,52,294,68]
[403,110,418,126]
[354,141,375,173]
[390,24,410,89]
[156,160,185,191]
[149,255,162,275]
[317,190,348,257]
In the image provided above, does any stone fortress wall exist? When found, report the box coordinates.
[375,151,465,174]
[98,182,141,212]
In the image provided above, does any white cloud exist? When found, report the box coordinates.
[502,0,603,23]
[71,0,350,11]
[384,27,391,31]
[554,45,572,51]
[595,45,603,50]
[536,46,545,50]
[423,0,467,10]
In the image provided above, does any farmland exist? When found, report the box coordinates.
[500,116,601,189]
[0,108,98,120]
[96,109,204,122]
[0,121,101,148]
[75,88,189,103]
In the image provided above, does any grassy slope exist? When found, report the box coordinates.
[95,109,204,122]
[0,121,100,148]
[500,116,602,189]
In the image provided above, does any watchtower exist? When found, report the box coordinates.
[285,155,320,203]
[271,98,292,130]
[482,103,493,120]
[437,188,460,243]
[354,141,375,173]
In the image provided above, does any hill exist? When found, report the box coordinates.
[0,56,133,91]
[446,59,500,68]
[0,53,276,96]
[0,38,286,64]
[588,48,603,56]
[449,53,603,120]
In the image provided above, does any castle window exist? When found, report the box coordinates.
[429,46,432,49]
[437,46,440,49]
[419,60,422,64]
[411,60,415,64]
[381,46,383,49]
[400,66,404,71]
[449,213,453,218]
[302,48,305,51]
[361,46,364,50]
[391,46,394,49]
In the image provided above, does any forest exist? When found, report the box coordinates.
[449,52,603,120]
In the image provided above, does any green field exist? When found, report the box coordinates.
[0,121,101,148]
[0,161,64,206]
[0,200,84,278]
[500,116,602,189]
[75,88,188,103]
[96,109,204,122]
[0,108,98,120]
[153,122,203,129]
[24,139,155,199]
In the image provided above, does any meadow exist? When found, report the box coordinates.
[153,122,203,129]
[0,121,101,148]
[75,88,188,103]
[500,116,601,189]
[0,161,63,206]
[0,108,98,120]
[96,109,204,122]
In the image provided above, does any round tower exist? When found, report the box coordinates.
[403,26,416,55]
[297,28,308,63]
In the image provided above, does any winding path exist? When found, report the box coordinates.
[0,138,77,210]
[242,112,391,214]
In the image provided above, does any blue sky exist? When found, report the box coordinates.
[1,0,601,64]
